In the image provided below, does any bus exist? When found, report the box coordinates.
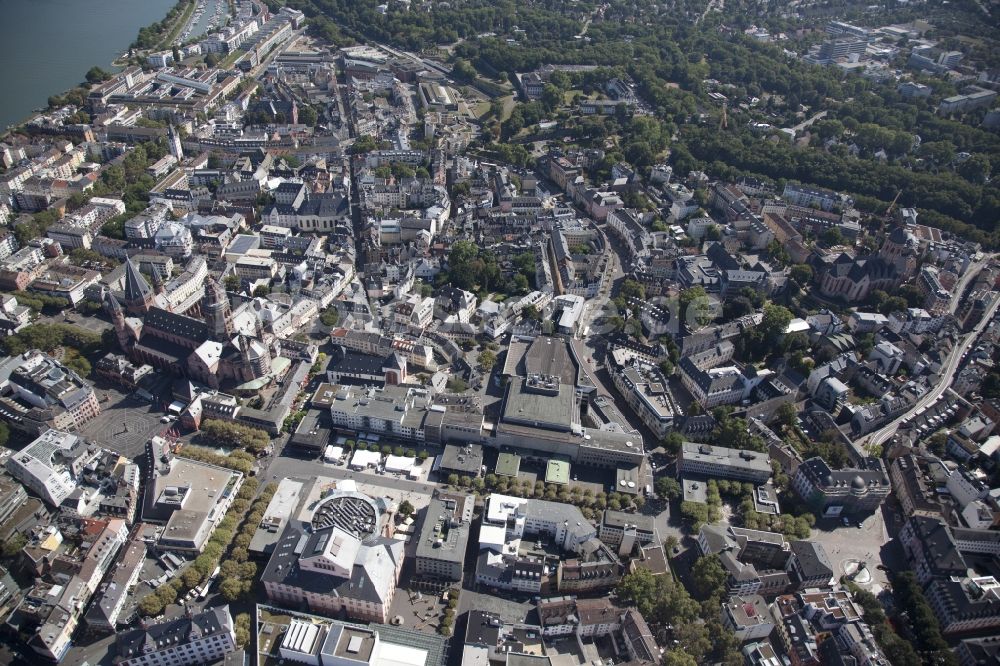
[197,565,222,601]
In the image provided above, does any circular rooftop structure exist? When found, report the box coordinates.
[851,475,866,490]
[310,491,381,541]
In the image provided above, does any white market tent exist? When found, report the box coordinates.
[350,449,382,470]
[384,455,416,473]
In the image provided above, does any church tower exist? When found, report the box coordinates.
[150,264,167,296]
[105,292,132,352]
[168,124,184,161]
[123,258,154,314]
[238,334,272,380]
[202,276,233,342]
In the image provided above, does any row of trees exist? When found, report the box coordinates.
[217,482,280,602]
[175,443,256,475]
[844,582,923,666]
[131,0,191,50]
[445,472,645,517]
[1,323,102,357]
[890,572,959,665]
[200,419,271,455]
[677,478,814,538]
[1,292,69,315]
[138,478,264,616]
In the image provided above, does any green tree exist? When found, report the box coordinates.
[957,154,991,184]
[775,402,798,428]
[655,476,681,500]
[138,593,165,617]
[479,349,497,372]
[662,431,685,455]
[790,264,813,286]
[1,533,26,557]
[298,105,319,127]
[690,555,727,601]
[662,649,698,666]
[234,613,252,648]
[620,279,646,301]
[320,308,340,327]
[760,302,793,341]
[219,576,244,602]
[398,500,415,518]
[85,66,111,84]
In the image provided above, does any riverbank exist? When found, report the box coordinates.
[0,0,180,132]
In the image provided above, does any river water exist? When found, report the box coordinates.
[0,0,177,129]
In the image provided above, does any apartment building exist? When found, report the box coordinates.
[115,606,237,666]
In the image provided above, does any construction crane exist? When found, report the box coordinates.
[885,190,902,218]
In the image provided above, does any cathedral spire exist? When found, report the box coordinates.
[123,257,154,314]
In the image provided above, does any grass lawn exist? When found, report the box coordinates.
[158,0,196,50]
[500,95,516,121]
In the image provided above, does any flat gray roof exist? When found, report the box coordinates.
[502,378,575,431]
[414,497,469,565]
[680,441,772,474]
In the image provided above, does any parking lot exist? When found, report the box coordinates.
[38,311,114,335]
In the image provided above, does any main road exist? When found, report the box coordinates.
[864,284,1000,449]
[948,253,992,315]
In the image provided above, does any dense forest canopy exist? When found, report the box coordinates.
[270,0,999,243]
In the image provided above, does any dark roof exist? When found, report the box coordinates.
[383,351,405,371]
[523,336,577,385]
[116,606,232,660]
[790,540,833,581]
[260,524,400,604]
[678,357,744,394]
[133,335,193,362]
[465,610,502,647]
[706,242,740,271]
[903,516,968,576]
[796,456,890,491]
[124,257,152,302]
[326,349,386,382]
[440,443,483,474]
[143,307,209,343]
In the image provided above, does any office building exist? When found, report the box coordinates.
[257,605,446,666]
[142,436,244,552]
[5,429,94,506]
[1,350,102,435]
[414,493,473,584]
[792,456,890,516]
[679,441,772,484]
